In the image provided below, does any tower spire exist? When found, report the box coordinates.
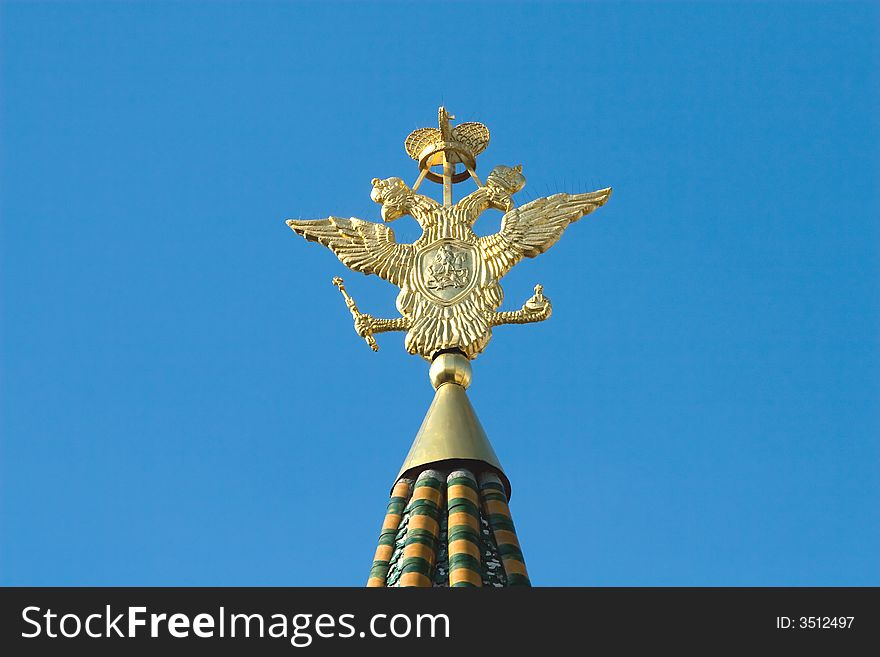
[284,107,612,586]
[367,351,526,587]
[396,352,509,496]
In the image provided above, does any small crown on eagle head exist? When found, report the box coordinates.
[405,107,490,184]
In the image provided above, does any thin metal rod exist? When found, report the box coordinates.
[443,154,454,206]
[464,163,483,188]
[412,167,429,192]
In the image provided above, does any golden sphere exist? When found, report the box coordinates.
[429,352,472,390]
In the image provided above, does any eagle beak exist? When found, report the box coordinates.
[381,205,401,222]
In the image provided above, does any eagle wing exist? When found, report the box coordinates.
[478,188,612,280]
[286,217,414,288]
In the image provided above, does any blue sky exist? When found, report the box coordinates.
[1,2,877,586]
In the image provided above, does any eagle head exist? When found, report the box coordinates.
[370,177,413,222]
[486,164,526,211]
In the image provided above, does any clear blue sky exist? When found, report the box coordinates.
[1,2,877,586]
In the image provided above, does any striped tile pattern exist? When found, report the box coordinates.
[398,469,444,587]
[367,478,413,587]
[368,467,529,587]
[446,470,483,587]
[478,472,531,586]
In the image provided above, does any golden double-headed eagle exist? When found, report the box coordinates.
[286,108,611,360]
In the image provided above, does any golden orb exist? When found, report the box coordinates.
[429,351,472,390]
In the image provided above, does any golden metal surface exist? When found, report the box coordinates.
[405,107,489,187]
[285,107,612,361]
[332,276,378,351]
[395,375,508,496]
[428,351,472,390]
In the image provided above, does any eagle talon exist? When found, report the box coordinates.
[523,284,551,316]
[354,314,374,338]
[487,285,552,328]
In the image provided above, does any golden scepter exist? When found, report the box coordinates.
[332,277,378,351]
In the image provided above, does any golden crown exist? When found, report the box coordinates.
[404,107,490,184]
